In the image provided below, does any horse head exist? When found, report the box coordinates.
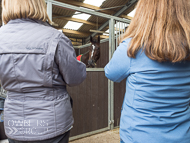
[88,36,100,68]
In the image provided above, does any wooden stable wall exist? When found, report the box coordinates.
[67,71,108,137]
[114,80,126,127]
[68,41,127,137]
[0,122,7,140]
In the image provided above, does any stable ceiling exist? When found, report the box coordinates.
[0,0,137,46]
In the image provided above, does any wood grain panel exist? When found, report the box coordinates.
[67,72,108,137]
[114,80,126,127]
[0,122,7,140]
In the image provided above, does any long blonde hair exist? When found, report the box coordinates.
[2,0,52,24]
[121,0,190,63]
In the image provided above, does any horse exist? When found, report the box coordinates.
[77,36,100,68]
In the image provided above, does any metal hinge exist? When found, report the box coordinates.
[109,120,114,125]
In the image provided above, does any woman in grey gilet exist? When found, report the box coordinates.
[0,0,86,142]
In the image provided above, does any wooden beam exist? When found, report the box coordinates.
[96,35,109,39]
[59,29,109,39]
[120,15,133,20]
[90,29,109,34]
[55,0,134,20]
[53,14,99,27]
[69,38,82,42]
[60,29,91,37]
[52,22,59,27]
[56,0,115,15]
[72,41,82,46]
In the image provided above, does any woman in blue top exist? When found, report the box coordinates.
[105,0,190,143]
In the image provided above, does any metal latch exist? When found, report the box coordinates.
[109,120,114,125]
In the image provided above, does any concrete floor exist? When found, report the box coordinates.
[0,129,120,143]
[70,129,120,143]
[0,140,8,143]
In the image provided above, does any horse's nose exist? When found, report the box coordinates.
[88,59,93,65]
[88,59,95,67]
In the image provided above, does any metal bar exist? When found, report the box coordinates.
[86,68,104,72]
[53,12,84,18]
[108,18,115,130]
[110,19,115,130]
[73,38,109,49]
[108,19,112,130]
[47,1,52,21]
[114,126,119,129]
[85,0,137,43]
[119,21,121,42]
[45,0,131,23]
[96,5,125,11]
[110,77,115,125]
[121,21,123,36]
[116,21,118,47]
[124,23,126,33]
[69,127,109,141]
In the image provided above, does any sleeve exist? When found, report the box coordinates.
[55,35,87,86]
[104,38,131,82]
